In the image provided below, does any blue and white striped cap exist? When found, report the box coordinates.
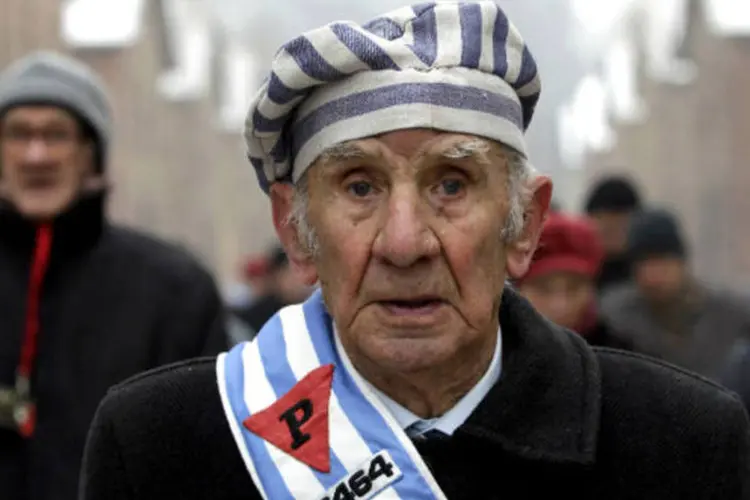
[245,1,541,192]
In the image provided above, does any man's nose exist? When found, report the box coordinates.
[23,139,50,163]
[372,186,440,268]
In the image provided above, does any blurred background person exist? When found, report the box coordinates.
[721,338,750,412]
[600,208,750,379]
[517,212,630,349]
[233,245,314,333]
[239,253,272,304]
[583,176,642,294]
[222,254,269,314]
[225,312,256,346]
[222,281,253,311]
[223,254,272,345]
[0,52,227,500]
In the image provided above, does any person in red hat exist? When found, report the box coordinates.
[242,254,271,298]
[517,212,630,349]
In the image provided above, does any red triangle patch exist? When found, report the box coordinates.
[243,364,334,473]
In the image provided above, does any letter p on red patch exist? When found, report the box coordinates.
[243,364,335,473]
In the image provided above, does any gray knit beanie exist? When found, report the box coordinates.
[0,51,112,172]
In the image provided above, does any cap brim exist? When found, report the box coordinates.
[522,256,598,283]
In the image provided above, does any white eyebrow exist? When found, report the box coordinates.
[317,138,494,166]
[316,142,368,164]
[438,139,492,163]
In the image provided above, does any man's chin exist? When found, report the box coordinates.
[342,307,468,373]
[361,335,456,374]
[15,194,75,221]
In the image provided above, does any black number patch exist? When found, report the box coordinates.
[321,451,402,500]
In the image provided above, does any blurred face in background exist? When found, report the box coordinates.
[520,271,596,331]
[590,210,632,256]
[273,262,313,303]
[249,276,270,298]
[243,258,271,298]
[633,256,687,303]
[0,106,94,220]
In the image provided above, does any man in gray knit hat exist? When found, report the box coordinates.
[0,52,227,500]
[0,52,111,218]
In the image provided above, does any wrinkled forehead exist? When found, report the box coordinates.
[310,131,509,171]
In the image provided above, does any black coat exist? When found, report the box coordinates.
[80,288,749,499]
[582,319,633,351]
[721,339,750,412]
[0,193,227,500]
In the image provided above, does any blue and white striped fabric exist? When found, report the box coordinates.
[245,1,541,193]
[217,289,446,499]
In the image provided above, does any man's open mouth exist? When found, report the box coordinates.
[22,169,59,190]
[378,297,446,315]
[24,177,58,189]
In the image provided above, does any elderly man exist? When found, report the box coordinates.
[80,3,749,499]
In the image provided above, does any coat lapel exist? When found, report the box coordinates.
[457,286,601,465]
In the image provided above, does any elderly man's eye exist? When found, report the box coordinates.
[438,178,465,197]
[347,181,374,198]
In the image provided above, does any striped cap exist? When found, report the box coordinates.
[246,1,541,192]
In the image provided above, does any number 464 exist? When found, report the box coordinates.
[323,454,397,500]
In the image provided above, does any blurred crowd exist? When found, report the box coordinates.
[517,176,750,391]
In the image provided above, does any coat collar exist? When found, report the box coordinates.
[0,190,106,266]
[457,285,602,465]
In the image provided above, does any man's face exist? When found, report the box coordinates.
[634,256,687,303]
[519,272,595,331]
[0,106,93,220]
[272,130,550,378]
[590,211,632,256]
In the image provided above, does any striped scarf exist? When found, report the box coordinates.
[217,289,447,499]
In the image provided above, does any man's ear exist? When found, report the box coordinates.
[270,183,319,286]
[505,175,553,280]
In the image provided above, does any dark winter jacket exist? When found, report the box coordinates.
[721,339,750,412]
[581,319,632,351]
[600,282,750,379]
[80,287,749,499]
[0,192,227,500]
